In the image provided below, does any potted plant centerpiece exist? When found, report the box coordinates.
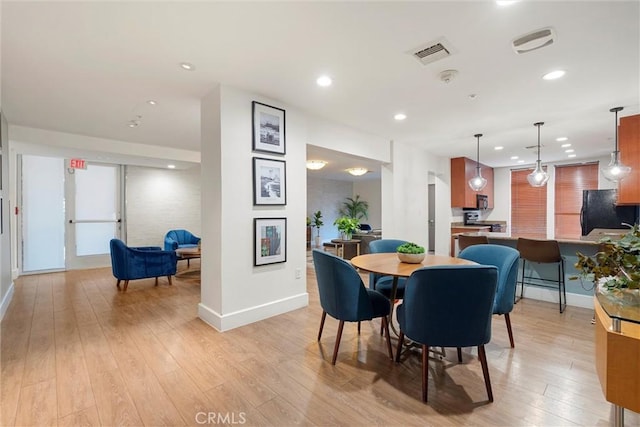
[574,225,640,306]
[397,242,426,264]
[311,210,324,247]
[334,216,360,241]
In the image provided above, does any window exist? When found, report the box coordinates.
[554,163,598,239]
[511,168,547,238]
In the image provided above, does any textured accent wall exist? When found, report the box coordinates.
[125,165,201,247]
[307,176,352,245]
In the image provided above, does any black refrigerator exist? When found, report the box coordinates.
[580,189,639,236]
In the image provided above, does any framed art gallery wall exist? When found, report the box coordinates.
[199,84,308,332]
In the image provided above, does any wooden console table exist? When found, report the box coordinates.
[594,292,640,426]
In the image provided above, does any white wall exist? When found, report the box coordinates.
[307,177,352,244]
[199,85,308,331]
[0,112,14,321]
[125,165,201,247]
[353,179,381,229]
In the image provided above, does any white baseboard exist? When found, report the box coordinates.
[521,285,593,309]
[198,292,309,332]
[0,282,15,321]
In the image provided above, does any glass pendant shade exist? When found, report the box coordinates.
[468,133,487,191]
[602,107,631,182]
[527,160,550,187]
[527,122,549,187]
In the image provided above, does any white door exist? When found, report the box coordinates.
[65,162,122,270]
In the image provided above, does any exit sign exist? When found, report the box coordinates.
[69,158,87,169]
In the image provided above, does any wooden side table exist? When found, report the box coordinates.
[325,239,361,260]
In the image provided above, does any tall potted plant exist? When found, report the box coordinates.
[339,195,369,221]
[311,210,323,247]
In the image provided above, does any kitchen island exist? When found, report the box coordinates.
[452,231,602,309]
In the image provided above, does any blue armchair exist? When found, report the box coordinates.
[396,265,498,403]
[110,239,177,291]
[368,239,409,299]
[164,229,201,251]
[459,244,520,347]
[312,249,394,364]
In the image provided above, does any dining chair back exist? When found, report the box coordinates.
[396,265,498,403]
[458,244,520,347]
[368,239,409,299]
[312,249,393,364]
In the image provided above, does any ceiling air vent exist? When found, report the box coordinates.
[512,27,556,54]
[409,38,455,66]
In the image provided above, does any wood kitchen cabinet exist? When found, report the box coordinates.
[451,157,494,209]
[617,114,640,205]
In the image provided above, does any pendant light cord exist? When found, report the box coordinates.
[534,122,544,162]
[474,133,482,172]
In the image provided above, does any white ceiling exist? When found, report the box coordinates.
[2,1,639,176]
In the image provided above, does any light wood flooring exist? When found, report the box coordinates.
[1,256,639,426]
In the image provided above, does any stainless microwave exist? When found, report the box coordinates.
[477,194,489,210]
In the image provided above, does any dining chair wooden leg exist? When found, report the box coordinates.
[123,280,129,291]
[155,277,159,286]
[422,344,429,402]
[457,347,463,363]
[168,275,173,286]
[317,311,327,341]
[382,317,393,360]
[478,345,493,402]
[357,321,361,335]
[395,331,404,363]
[331,320,345,365]
[504,313,515,348]
[116,279,121,289]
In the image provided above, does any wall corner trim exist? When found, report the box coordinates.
[198,292,309,332]
[0,282,15,322]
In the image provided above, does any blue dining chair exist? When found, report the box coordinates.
[458,244,520,347]
[312,249,394,365]
[368,239,409,300]
[395,265,498,403]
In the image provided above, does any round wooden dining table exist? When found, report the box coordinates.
[351,252,476,336]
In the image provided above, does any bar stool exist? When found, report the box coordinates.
[516,238,566,313]
[458,234,489,252]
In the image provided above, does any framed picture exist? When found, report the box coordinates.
[254,217,287,266]
[253,157,286,205]
[252,101,286,155]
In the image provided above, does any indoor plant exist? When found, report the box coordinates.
[339,195,369,221]
[574,225,640,305]
[333,216,360,240]
[396,242,425,264]
[310,210,323,247]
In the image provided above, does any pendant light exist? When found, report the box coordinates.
[527,122,549,187]
[468,133,487,191]
[602,106,631,182]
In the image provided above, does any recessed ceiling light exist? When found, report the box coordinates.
[543,70,566,80]
[180,62,195,71]
[556,137,568,142]
[496,0,518,6]
[565,149,575,153]
[394,113,407,121]
[510,156,519,160]
[167,164,176,169]
[561,143,571,148]
[127,121,139,128]
[517,160,525,164]
[468,94,477,100]
[494,146,504,151]
[147,100,158,106]
[316,75,332,87]
[568,154,577,158]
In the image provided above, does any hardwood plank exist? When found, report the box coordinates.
[255,396,316,426]
[22,325,57,386]
[58,405,101,427]
[14,379,58,426]
[86,367,143,426]
[157,368,220,426]
[55,335,96,418]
